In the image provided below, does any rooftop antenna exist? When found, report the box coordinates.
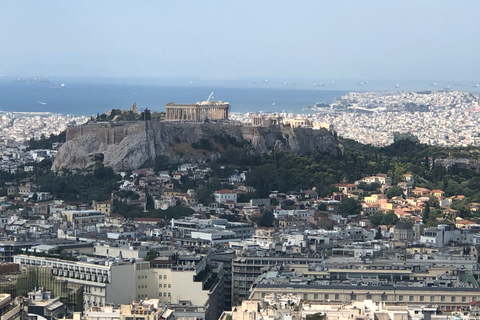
[206,92,214,102]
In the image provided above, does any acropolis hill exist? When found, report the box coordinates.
[53,121,341,171]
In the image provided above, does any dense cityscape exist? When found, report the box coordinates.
[0,89,480,320]
[232,90,480,147]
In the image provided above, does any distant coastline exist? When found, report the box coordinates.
[0,77,479,117]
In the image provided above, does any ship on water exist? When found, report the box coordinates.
[49,83,66,89]
[13,78,51,83]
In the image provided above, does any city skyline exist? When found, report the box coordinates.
[1,1,479,81]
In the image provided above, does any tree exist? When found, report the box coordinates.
[428,195,439,208]
[383,211,399,225]
[387,185,404,199]
[306,313,324,320]
[338,197,362,216]
[144,250,159,261]
[375,226,383,239]
[423,203,430,224]
[257,210,275,227]
[399,216,416,226]
[368,211,399,227]
[369,212,384,227]
[141,108,151,121]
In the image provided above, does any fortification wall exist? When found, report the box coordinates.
[66,122,146,145]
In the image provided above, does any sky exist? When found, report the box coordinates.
[1,1,479,81]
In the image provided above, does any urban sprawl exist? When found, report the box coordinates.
[1,90,480,320]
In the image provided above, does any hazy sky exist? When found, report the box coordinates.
[1,1,479,81]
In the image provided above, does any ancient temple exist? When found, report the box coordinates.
[165,100,230,122]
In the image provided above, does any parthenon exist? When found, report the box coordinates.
[165,100,230,122]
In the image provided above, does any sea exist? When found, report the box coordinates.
[0,76,479,117]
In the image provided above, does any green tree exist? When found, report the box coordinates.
[338,197,362,216]
[428,195,440,208]
[383,211,399,225]
[369,212,384,227]
[306,313,325,320]
[144,250,159,261]
[257,210,275,227]
[386,185,404,199]
[423,203,430,224]
[375,226,383,239]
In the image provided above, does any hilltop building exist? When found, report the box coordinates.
[165,100,229,122]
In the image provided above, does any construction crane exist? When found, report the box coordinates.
[206,92,214,102]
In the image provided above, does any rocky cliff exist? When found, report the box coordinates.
[53,122,342,171]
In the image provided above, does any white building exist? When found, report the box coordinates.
[213,189,237,204]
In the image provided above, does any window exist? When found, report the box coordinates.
[473,297,477,302]
[399,296,403,301]
[164,275,167,279]
[303,294,308,300]
[462,297,466,302]
[409,296,414,302]
[314,294,318,300]
[164,284,167,288]
[420,296,424,302]
[325,294,329,300]
[441,296,445,302]
[451,297,455,302]
[335,294,339,300]
[430,296,435,302]
[168,284,171,288]
[163,292,167,297]
[168,293,171,297]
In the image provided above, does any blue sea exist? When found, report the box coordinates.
[0,76,478,116]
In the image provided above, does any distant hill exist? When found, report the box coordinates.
[52,122,341,171]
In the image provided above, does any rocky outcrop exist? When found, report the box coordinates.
[53,122,341,171]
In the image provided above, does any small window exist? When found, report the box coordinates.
[335,294,339,300]
[420,296,424,302]
[430,296,435,302]
[451,297,456,302]
[409,296,414,302]
[314,294,318,300]
[462,297,466,302]
[441,296,445,302]
[399,296,403,301]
